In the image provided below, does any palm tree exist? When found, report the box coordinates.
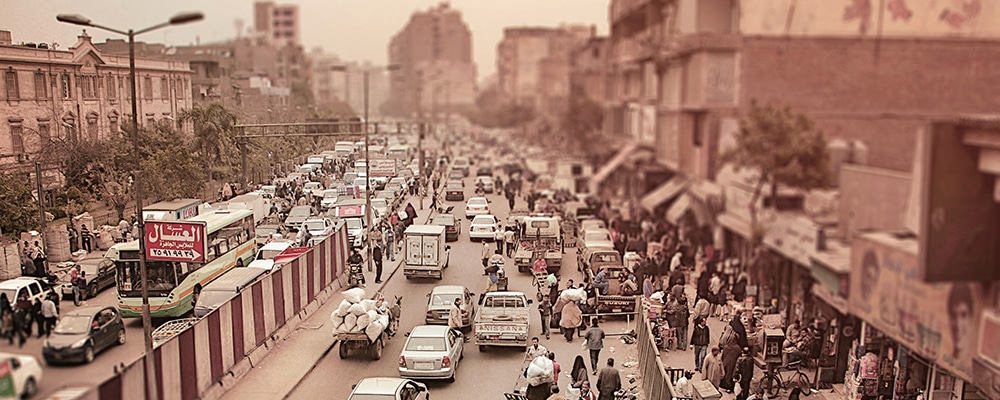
[181,103,238,183]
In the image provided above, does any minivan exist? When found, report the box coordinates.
[193,268,267,318]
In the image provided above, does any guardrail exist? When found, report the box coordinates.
[635,301,676,400]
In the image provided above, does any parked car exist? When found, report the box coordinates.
[0,352,42,398]
[580,228,615,250]
[43,306,125,364]
[424,285,475,328]
[348,377,429,400]
[58,259,116,300]
[398,325,465,381]
[464,197,490,219]
[284,205,313,231]
[430,214,461,242]
[468,215,500,242]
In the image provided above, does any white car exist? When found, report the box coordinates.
[0,352,42,398]
[302,218,336,238]
[371,198,390,219]
[320,190,340,210]
[248,240,294,271]
[398,325,465,381]
[474,176,494,194]
[464,197,490,219]
[581,228,614,249]
[469,215,499,241]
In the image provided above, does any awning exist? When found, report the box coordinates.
[717,212,753,239]
[665,193,692,224]
[589,142,641,191]
[640,177,689,212]
[811,284,849,315]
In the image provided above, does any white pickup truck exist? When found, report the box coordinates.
[473,291,532,351]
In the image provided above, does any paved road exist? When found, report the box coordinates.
[285,178,636,399]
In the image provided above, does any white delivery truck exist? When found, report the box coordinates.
[403,225,450,280]
[221,194,269,225]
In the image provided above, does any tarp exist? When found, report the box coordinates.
[640,176,690,212]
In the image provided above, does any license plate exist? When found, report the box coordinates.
[501,334,518,340]
[415,362,434,370]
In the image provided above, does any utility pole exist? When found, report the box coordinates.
[35,162,48,274]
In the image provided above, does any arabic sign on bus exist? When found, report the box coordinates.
[145,221,208,263]
[368,159,397,177]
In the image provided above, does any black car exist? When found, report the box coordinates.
[59,259,116,301]
[444,182,465,201]
[43,306,125,364]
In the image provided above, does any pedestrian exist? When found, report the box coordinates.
[527,337,549,359]
[448,297,464,337]
[539,295,552,340]
[31,298,44,338]
[547,386,567,400]
[68,224,79,253]
[373,244,384,284]
[371,228,383,252]
[703,345,725,388]
[570,354,589,391]
[13,293,30,347]
[643,274,654,298]
[735,348,755,400]
[578,380,598,400]
[80,224,92,253]
[691,316,711,373]
[720,310,749,392]
[560,300,582,343]
[673,294,690,350]
[548,352,560,385]
[481,242,491,270]
[384,226,396,261]
[74,271,88,306]
[495,228,504,254]
[675,370,694,398]
[507,193,515,210]
[596,358,622,400]
[584,318,606,373]
[504,228,515,257]
[0,293,11,341]
[41,294,57,338]
[693,296,711,322]
[31,241,45,276]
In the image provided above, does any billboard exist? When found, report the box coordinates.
[145,221,208,263]
[849,232,988,381]
[368,159,397,177]
[919,124,1000,282]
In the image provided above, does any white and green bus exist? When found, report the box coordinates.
[111,209,258,318]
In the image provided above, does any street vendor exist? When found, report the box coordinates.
[532,256,547,274]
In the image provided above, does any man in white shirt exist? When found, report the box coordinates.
[41,295,58,337]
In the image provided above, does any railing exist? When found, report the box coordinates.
[635,302,676,400]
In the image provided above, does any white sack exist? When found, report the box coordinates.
[330,312,345,327]
[356,313,372,329]
[365,318,386,342]
[336,300,353,317]
[560,288,586,302]
[349,303,367,316]
[526,356,555,387]
[360,299,376,312]
[335,323,350,335]
[344,314,358,331]
[350,322,363,333]
[366,309,379,322]
[343,287,366,303]
[377,314,390,327]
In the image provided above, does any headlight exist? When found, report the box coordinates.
[72,338,89,348]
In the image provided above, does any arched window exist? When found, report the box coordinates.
[86,112,99,141]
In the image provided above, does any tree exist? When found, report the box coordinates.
[181,103,238,182]
[719,101,832,280]
[561,92,605,160]
[0,170,38,237]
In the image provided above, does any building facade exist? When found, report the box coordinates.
[0,30,192,170]
[254,1,300,47]
[386,2,476,117]
[496,25,593,116]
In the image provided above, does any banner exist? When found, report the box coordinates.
[368,159,397,177]
[849,232,987,381]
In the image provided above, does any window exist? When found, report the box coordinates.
[160,77,168,100]
[5,69,19,100]
[37,122,50,142]
[692,112,705,147]
[63,117,76,142]
[86,114,98,141]
[60,74,72,99]
[174,78,183,99]
[122,77,130,99]
[81,76,97,99]
[9,124,24,153]
[143,76,152,99]
[106,75,116,98]
[33,72,47,99]
[146,116,155,126]
[108,115,118,134]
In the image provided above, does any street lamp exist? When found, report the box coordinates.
[57,11,203,400]
[330,64,399,273]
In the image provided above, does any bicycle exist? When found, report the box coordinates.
[760,360,812,398]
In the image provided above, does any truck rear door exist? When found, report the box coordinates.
[405,235,423,265]
[421,235,438,266]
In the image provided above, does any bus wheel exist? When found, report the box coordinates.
[236,259,244,268]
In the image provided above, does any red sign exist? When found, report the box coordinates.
[145,221,208,263]
[334,205,365,217]
[368,159,397,177]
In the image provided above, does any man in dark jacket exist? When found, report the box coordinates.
[596,358,622,400]
[735,349,755,400]
[691,316,711,372]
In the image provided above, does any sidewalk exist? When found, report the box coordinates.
[214,199,433,400]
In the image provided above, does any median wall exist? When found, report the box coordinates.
[82,228,349,400]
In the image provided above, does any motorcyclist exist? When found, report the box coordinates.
[347,249,365,288]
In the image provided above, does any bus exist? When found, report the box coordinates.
[110,209,258,318]
[143,198,203,221]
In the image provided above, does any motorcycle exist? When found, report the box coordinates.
[347,261,365,288]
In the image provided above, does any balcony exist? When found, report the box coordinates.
[655,33,741,60]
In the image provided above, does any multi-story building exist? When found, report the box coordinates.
[311,50,391,119]
[387,2,476,117]
[254,1,300,47]
[0,30,192,171]
[496,25,593,116]
[593,2,1000,398]
[569,35,610,105]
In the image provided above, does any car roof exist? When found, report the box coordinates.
[65,306,110,317]
[430,285,466,295]
[0,277,42,289]
[353,377,407,394]
[467,197,487,202]
[261,241,293,251]
[409,325,451,337]
[471,215,496,222]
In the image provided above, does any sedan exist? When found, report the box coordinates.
[284,205,313,231]
[474,176,494,194]
[464,197,490,219]
[58,258,116,301]
[424,285,475,328]
[444,183,464,202]
[430,214,461,242]
[302,218,336,238]
[0,352,42,398]
[43,306,125,364]
[398,325,464,381]
[469,215,499,242]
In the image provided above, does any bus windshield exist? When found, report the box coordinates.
[116,259,188,296]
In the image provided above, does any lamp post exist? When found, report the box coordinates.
[330,64,398,273]
[57,12,203,400]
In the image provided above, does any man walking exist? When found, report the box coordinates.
[481,242,491,270]
[504,228,515,257]
[448,297,465,338]
[40,294,57,337]
[584,318,606,374]
[596,358,622,400]
[539,295,552,340]
[527,337,549,360]
[495,228,504,254]
[384,226,395,262]
[691,317,711,373]
[373,244,384,284]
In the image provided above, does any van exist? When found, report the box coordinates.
[193,268,266,317]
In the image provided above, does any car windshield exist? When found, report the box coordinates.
[345,219,363,229]
[289,207,311,217]
[323,192,338,199]
[371,199,388,208]
[259,247,286,260]
[257,226,278,236]
[53,315,93,334]
[431,216,454,226]
[431,294,458,306]
[586,232,611,241]
[472,216,494,225]
[405,337,447,351]
[593,253,622,263]
[468,198,487,206]
[303,221,327,231]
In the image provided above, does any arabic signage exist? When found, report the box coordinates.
[849,232,988,382]
[762,214,820,267]
[334,205,365,218]
[145,221,208,263]
[368,159,397,177]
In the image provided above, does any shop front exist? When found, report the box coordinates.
[848,232,991,400]
[810,241,857,387]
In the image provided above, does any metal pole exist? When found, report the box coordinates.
[364,70,372,273]
[240,134,248,191]
[130,30,159,400]
[418,123,424,210]
[35,162,48,274]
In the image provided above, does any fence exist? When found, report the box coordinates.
[636,304,676,400]
[74,227,349,400]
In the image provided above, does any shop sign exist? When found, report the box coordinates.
[849,232,989,382]
[368,159,397,177]
[722,184,758,223]
[144,221,208,263]
[762,214,820,266]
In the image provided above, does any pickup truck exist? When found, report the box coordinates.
[474,292,532,351]
[581,246,638,315]
[513,215,562,273]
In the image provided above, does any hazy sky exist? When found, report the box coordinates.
[2,0,608,78]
